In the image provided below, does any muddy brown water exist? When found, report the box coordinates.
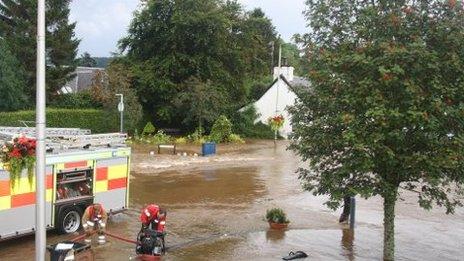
[0,141,463,260]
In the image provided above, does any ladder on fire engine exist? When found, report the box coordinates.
[0,127,127,151]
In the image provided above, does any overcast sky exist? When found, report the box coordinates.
[69,0,307,57]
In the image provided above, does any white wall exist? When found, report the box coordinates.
[253,78,297,138]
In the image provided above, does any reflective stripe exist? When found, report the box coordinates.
[144,209,150,217]
[86,221,94,227]
[64,255,75,261]
[160,221,166,225]
[82,223,88,228]
[154,219,159,223]
[100,222,106,228]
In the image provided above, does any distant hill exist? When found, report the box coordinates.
[93,57,113,68]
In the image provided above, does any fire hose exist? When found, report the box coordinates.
[71,230,137,245]
[104,231,138,245]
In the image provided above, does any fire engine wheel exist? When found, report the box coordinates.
[57,206,83,234]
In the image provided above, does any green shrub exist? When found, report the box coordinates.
[209,115,232,143]
[265,208,290,224]
[229,134,245,144]
[231,106,275,139]
[48,92,102,109]
[0,109,118,133]
[142,122,156,136]
[152,130,172,144]
[187,127,205,144]
[174,137,187,144]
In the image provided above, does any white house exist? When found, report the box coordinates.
[250,66,309,138]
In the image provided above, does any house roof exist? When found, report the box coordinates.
[61,67,104,94]
[280,75,310,93]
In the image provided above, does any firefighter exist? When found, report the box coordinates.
[82,203,108,244]
[140,204,166,232]
[136,204,167,255]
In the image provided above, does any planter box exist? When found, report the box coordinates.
[269,222,289,229]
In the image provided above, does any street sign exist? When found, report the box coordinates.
[118,102,124,112]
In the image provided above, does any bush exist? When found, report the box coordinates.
[142,122,156,136]
[0,109,119,133]
[174,137,187,144]
[187,127,206,144]
[209,115,232,143]
[152,130,172,144]
[231,106,275,139]
[48,92,102,109]
[265,208,290,224]
[228,134,245,144]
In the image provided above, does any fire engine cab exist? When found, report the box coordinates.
[0,127,130,240]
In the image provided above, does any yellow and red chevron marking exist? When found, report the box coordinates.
[95,164,128,193]
[0,173,53,210]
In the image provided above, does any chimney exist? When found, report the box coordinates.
[273,66,294,82]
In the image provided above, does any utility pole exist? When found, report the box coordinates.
[116,94,124,133]
[275,38,282,144]
[36,0,46,260]
[269,41,275,75]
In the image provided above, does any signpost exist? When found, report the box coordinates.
[36,0,46,260]
[116,94,124,133]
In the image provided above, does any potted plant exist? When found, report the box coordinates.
[266,208,290,229]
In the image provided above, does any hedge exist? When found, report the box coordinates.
[0,108,119,133]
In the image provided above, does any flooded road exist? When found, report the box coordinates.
[1,141,463,260]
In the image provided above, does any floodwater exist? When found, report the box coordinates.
[1,141,463,260]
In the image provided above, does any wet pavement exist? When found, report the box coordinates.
[0,140,463,260]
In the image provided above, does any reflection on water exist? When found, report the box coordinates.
[341,229,355,260]
[266,229,286,243]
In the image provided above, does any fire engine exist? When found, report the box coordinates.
[0,127,130,240]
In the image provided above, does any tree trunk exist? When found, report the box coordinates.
[383,186,398,261]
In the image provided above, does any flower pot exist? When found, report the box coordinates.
[269,222,288,230]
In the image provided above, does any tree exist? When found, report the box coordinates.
[290,1,464,260]
[174,77,224,131]
[89,63,143,132]
[0,39,27,111]
[78,52,97,67]
[119,0,276,127]
[0,0,79,101]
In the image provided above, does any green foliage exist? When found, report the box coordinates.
[0,0,79,101]
[231,106,275,139]
[174,137,188,145]
[142,122,156,136]
[265,208,289,224]
[89,63,143,132]
[118,0,277,127]
[0,109,118,133]
[94,57,113,68]
[291,1,464,259]
[130,130,172,145]
[77,52,97,67]
[187,127,206,145]
[281,42,306,76]
[247,76,274,101]
[209,115,233,143]
[152,130,172,144]
[48,92,102,109]
[174,77,225,130]
[0,39,27,111]
[228,134,245,144]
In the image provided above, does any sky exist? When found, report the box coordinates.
[69,0,307,57]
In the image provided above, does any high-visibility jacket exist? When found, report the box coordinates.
[82,204,108,229]
[140,204,165,231]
